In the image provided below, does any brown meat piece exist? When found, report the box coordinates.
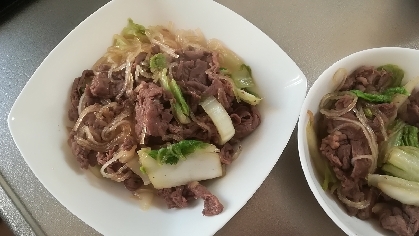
[68,131,96,169]
[68,70,94,121]
[187,181,223,216]
[339,66,392,92]
[375,204,419,236]
[230,104,261,140]
[123,174,144,192]
[90,70,125,99]
[156,186,191,209]
[219,142,235,165]
[134,81,174,145]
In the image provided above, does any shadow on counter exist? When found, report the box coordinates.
[0,0,37,23]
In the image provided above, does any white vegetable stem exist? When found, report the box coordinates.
[140,145,222,189]
[200,96,235,144]
[368,174,419,206]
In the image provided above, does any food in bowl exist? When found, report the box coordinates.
[307,63,419,236]
[66,19,261,216]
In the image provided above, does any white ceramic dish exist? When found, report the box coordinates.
[8,0,307,235]
[298,47,419,236]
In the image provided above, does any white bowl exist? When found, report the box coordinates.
[297,47,419,236]
[7,0,307,235]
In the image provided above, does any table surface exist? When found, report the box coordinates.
[1,0,418,235]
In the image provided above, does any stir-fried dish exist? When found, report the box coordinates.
[308,65,419,235]
[67,19,262,216]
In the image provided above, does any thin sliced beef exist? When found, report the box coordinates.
[230,103,261,140]
[123,174,144,191]
[339,66,393,92]
[173,48,214,89]
[403,90,419,128]
[151,45,160,55]
[375,203,419,236]
[320,108,373,216]
[172,47,236,113]
[134,81,174,144]
[202,75,235,110]
[356,187,378,220]
[68,131,96,169]
[68,70,94,121]
[366,103,397,142]
[156,185,194,209]
[90,69,125,99]
[187,181,224,216]
[167,114,219,144]
[219,142,235,165]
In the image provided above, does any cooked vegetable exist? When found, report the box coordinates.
[208,40,261,105]
[377,64,404,87]
[382,146,419,182]
[368,174,419,207]
[379,120,419,165]
[149,53,167,72]
[169,79,189,115]
[351,87,408,103]
[139,144,222,189]
[154,68,191,124]
[200,96,235,144]
[220,66,262,105]
[121,18,147,42]
[234,88,262,105]
[147,140,209,165]
[231,64,254,88]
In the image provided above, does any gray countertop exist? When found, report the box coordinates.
[1,0,418,235]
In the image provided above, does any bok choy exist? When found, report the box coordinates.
[382,146,419,182]
[368,174,419,207]
[138,141,222,189]
[150,54,191,124]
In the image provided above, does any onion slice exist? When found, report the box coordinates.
[353,107,378,173]
[319,91,357,117]
[333,68,348,91]
[337,186,370,209]
[200,96,235,144]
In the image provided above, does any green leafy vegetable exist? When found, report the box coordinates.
[138,144,221,188]
[169,79,189,115]
[153,68,190,123]
[351,87,408,103]
[231,64,255,89]
[113,18,148,46]
[219,64,261,105]
[363,108,373,118]
[150,53,167,72]
[379,120,419,166]
[382,146,419,182]
[377,64,405,87]
[148,140,209,165]
[219,67,231,76]
[122,18,146,38]
[402,125,419,147]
